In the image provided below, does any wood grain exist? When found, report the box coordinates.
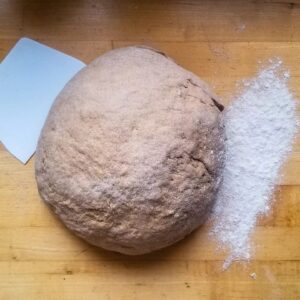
[1,0,300,299]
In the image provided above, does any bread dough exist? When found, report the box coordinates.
[35,46,225,255]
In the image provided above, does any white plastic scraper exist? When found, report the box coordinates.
[0,38,86,163]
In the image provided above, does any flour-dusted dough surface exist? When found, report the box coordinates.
[35,46,225,255]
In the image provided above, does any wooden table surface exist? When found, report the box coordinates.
[1,0,300,299]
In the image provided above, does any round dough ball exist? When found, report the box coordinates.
[35,46,224,255]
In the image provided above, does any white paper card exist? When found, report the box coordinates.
[0,38,86,163]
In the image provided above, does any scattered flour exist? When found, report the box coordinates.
[211,59,298,269]
[236,23,246,32]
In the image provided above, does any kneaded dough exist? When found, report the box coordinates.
[35,46,225,255]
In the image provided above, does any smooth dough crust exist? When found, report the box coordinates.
[35,46,225,255]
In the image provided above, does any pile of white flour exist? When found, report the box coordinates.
[211,59,298,268]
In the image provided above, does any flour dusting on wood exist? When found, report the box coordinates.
[210,59,298,268]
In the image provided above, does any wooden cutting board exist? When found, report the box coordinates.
[1,0,300,299]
